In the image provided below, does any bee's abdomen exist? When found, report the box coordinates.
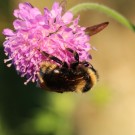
[82,74,93,92]
[82,68,98,92]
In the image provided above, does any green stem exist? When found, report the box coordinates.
[69,3,135,31]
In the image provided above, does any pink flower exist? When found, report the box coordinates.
[3,2,91,84]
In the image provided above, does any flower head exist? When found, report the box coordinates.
[3,2,91,84]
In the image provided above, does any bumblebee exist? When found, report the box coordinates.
[37,22,109,93]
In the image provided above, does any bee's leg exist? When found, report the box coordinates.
[41,51,68,68]
[66,48,79,68]
[37,72,46,88]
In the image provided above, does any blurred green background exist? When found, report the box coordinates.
[0,0,135,135]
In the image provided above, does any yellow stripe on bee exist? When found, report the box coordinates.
[87,68,97,86]
[75,80,86,93]
[40,62,57,73]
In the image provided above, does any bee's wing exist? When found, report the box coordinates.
[60,0,67,15]
[85,22,109,36]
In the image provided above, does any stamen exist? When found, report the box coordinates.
[24,76,32,85]
[4,58,12,63]
[7,63,12,67]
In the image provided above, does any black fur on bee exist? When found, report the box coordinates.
[37,21,109,93]
[37,48,98,93]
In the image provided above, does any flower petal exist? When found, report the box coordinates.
[62,11,73,24]
[3,29,15,36]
